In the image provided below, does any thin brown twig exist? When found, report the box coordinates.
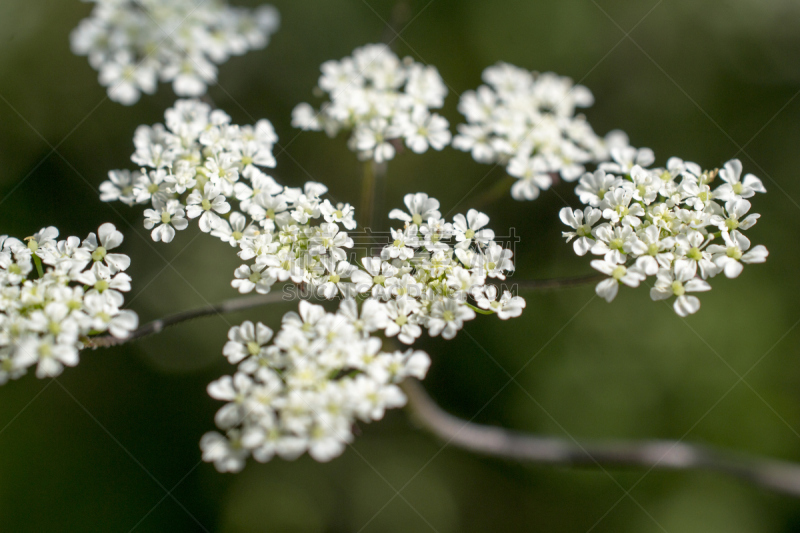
[85,290,291,349]
[401,379,800,499]
[85,273,601,350]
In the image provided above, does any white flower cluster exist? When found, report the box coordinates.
[348,193,527,344]
[200,300,431,471]
[99,98,282,244]
[197,194,527,469]
[71,0,280,105]
[227,179,357,298]
[453,62,625,201]
[561,155,768,316]
[291,43,452,163]
[0,224,138,383]
[99,100,361,299]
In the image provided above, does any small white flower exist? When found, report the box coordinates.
[476,286,527,319]
[427,298,475,339]
[707,230,768,279]
[186,183,232,233]
[388,193,441,227]
[350,257,398,300]
[714,159,766,201]
[232,263,276,294]
[452,209,494,249]
[100,170,139,206]
[223,321,274,365]
[143,200,189,243]
[81,223,131,273]
[560,207,602,256]
[384,298,422,344]
[591,259,646,303]
[399,109,452,153]
[650,267,711,317]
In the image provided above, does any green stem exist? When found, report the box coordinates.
[33,255,44,278]
[467,303,495,316]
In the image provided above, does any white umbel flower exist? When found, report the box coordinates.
[292,44,451,162]
[202,299,432,470]
[71,0,280,105]
[0,224,138,385]
[454,62,625,202]
[561,153,768,315]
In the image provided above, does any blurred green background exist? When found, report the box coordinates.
[1,0,799,531]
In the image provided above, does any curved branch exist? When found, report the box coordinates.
[85,273,599,350]
[401,379,800,498]
[86,290,291,349]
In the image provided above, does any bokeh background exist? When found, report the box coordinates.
[0,0,799,531]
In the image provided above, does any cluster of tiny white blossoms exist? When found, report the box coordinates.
[71,0,280,105]
[291,43,452,163]
[560,154,768,316]
[349,193,526,343]
[453,62,626,201]
[98,99,360,298]
[0,224,138,383]
[198,193,527,469]
[201,300,431,471]
[98,98,281,242]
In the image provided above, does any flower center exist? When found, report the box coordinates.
[576,225,592,238]
[442,310,455,322]
[201,199,212,211]
[249,272,261,283]
[373,275,385,286]
[395,315,408,326]
[92,246,107,262]
[329,274,340,283]
[727,247,742,260]
[687,247,703,261]
[161,211,172,225]
[611,266,626,280]
[465,229,475,240]
[247,341,261,355]
[647,243,659,256]
[232,231,243,241]
[412,214,423,226]
[725,218,739,231]
[95,280,109,292]
[671,281,685,296]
